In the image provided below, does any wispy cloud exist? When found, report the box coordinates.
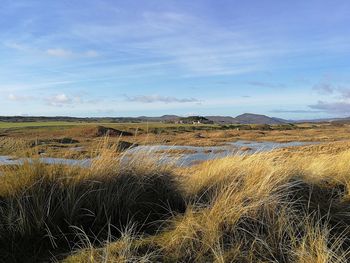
[46,48,99,58]
[4,42,99,59]
[1,1,350,117]
[313,82,335,95]
[310,78,350,114]
[271,109,322,113]
[7,91,100,109]
[124,95,200,104]
[44,93,96,107]
[8,94,33,102]
[248,81,286,89]
[338,88,350,99]
[3,41,28,51]
[309,101,350,114]
[70,11,271,76]
[46,48,73,58]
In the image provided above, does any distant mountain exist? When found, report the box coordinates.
[330,117,350,124]
[205,116,239,124]
[233,113,288,124]
[138,115,179,122]
[198,113,289,124]
[293,117,346,123]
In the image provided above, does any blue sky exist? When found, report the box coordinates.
[1,0,350,119]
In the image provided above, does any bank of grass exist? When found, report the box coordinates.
[1,142,350,262]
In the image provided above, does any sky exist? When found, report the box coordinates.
[1,0,350,119]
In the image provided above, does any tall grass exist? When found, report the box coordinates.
[0,147,185,262]
[1,143,350,262]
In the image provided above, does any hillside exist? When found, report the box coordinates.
[234,113,287,124]
[137,115,179,122]
[205,116,239,124]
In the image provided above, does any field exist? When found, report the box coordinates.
[0,121,349,158]
[1,121,350,262]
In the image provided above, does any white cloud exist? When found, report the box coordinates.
[43,93,99,107]
[310,78,350,114]
[309,101,350,114]
[45,93,73,106]
[8,94,33,102]
[46,48,73,58]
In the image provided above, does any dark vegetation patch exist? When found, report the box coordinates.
[74,126,133,137]
[0,165,185,262]
[115,140,137,151]
[284,179,350,237]
[167,177,350,263]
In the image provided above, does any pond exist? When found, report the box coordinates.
[0,140,319,167]
[125,140,319,166]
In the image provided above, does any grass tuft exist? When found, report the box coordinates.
[2,141,350,262]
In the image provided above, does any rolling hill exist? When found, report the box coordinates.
[233,113,288,124]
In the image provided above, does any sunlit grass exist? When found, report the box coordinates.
[1,139,350,262]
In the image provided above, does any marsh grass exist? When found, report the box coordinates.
[0,137,34,156]
[2,140,350,262]
[0,143,185,262]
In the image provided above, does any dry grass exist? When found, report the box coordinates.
[3,122,350,149]
[0,146,185,262]
[2,140,350,262]
[2,122,350,167]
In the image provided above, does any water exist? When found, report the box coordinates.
[125,140,319,166]
[0,140,319,167]
[0,156,91,167]
[229,140,317,152]
[0,156,19,165]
